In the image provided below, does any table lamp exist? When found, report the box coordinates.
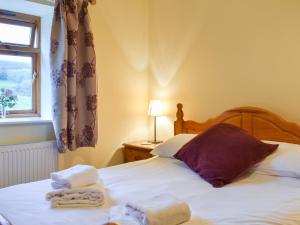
[148,100,163,143]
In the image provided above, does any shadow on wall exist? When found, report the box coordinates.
[105,147,124,166]
[149,0,300,141]
[149,0,217,87]
[148,115,174,141]
[103,126,149,166]
[99,0,149,72]
[58,147,97,169]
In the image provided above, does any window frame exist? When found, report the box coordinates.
[0,10,41,118]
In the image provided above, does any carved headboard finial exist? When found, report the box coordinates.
[173,104,300,144]
[176,103,184,121]
[174,103,184,135]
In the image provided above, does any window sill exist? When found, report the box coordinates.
[0,117,52,125]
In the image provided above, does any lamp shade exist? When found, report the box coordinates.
[148,100,163,116]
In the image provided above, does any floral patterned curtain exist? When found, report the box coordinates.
[50,0,97,153]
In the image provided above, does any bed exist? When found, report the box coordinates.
[1,104,300,225]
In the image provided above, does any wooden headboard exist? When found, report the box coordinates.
[174,103,300,144]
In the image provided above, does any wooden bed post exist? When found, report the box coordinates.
[172,103,300,144]
[174,103,184,135]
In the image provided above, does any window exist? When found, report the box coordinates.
[0,10,40,117]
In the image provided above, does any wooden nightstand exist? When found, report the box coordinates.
[123,142,162,163]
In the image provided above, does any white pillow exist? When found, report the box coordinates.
[151,134,196,158]
[256,140,300,178]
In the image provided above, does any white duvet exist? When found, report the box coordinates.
[1,157,300,225]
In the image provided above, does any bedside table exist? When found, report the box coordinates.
[123,142,162,163]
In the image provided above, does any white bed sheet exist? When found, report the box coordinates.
[1,157,300,225]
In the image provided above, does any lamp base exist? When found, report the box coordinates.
[147,140,163,144]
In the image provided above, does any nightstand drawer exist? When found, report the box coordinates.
[124,148,153,163]
[123,141,161,163]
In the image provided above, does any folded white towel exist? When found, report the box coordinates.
[114,194,191,225]
[51,199,103,208]
[51,164,98,189]
[47,182,106,208]
[109,205,139,225]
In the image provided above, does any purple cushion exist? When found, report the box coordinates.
[174,123,278,187]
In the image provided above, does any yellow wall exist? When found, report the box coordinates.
[1,0,300,168]
[0,123,55,145]
[149,0,300,140]
[0,0,149,169]
[60,0,149,168]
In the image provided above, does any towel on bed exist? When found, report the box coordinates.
[47,182,106,208]
[50,164,98,189]
[110,194,191,225]
[109,205,139,225]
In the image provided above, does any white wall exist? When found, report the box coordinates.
[40,11,53,120]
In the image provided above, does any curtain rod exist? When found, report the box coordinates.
[26,0,96,6]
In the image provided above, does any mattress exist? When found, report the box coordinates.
[1,157,300,225]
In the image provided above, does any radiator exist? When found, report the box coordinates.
[0,141,58,188]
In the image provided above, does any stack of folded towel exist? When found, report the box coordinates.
[51,164,98,189]
[47,182,105,208]
[47,164,106,208]
[109,194,191,225]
